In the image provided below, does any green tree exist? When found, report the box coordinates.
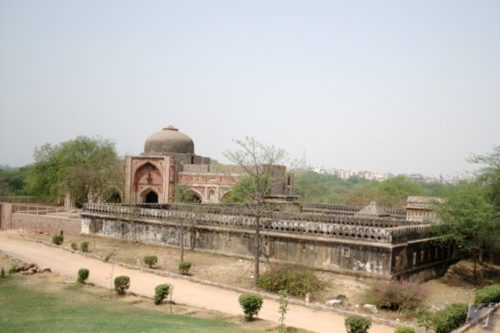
[470,146,500,210]
[375,175,423,208]
[25,136,123,206]
[434,181,498,283]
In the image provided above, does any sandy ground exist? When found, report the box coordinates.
[0,232,395,333]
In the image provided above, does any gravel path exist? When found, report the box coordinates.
[0,234,394,333]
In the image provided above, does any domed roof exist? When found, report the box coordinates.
[144,126,194,155]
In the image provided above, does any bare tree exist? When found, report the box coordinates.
[224,137,287,284]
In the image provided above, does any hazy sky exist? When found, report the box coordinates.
[0,1,499,177]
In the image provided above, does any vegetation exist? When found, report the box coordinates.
[114,276,130,295]
[475,283,500,304]
[52,234,64,245]
[178,261,192,275]
[238,293,263,321]
[257,264,321,297]
[77,268,90,284]
[278,290,289,333]
[344,315,372,333]
[81,241,90,253]
[153,283,171,305]
[0,275,252,333]
[224,137,287,283]
[71,242,78,250]
[431,303,467,333]
[1,268,5,278]
[294,171,454,207]
[364,280,426,311]
[433,147,500,283]
[394,326,415,333]
[143,255,158,269]
[24,136,123,206]
[174,184,201,203]
[434,182,498,282]
[0,166,28,196]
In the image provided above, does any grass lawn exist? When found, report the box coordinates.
[0,274,252,333]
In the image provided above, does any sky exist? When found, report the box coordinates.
[0,0,499,177]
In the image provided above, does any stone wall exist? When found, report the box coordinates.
[4,211,81,235]
[0,203,13,230]
[81,204,456,279]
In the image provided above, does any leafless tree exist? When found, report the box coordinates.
[224,137,287,284]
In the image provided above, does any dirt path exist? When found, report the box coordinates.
[0,235,394,333]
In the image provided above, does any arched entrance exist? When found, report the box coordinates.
[143,191,158,203]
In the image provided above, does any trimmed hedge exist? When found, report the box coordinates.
[345,315,372,333]
[475,283,500,305]
[77,268,89,284]
[114,275,130,295]
[52,235,64,245]
[81,242,90,253]
[432,303,467,333]
[154,284,171,305]
[178,261,192,275]
[238,294,263,321]
[144,255,158,269]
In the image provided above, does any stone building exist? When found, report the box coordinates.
[80,201,457,281]
[123,126,293,204]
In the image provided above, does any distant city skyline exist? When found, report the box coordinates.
[1,1,499,177]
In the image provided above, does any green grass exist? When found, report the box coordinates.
[0,276,249,333]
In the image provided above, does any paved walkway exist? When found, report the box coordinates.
[0,235,394,333]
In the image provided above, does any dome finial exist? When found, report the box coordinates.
[163,125,178,131]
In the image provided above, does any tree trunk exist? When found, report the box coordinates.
[180,223,185,263]
[254,204,261,285]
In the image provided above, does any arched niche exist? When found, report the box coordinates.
[134,162,162,191]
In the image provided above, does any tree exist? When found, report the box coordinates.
[25,136,123,206]
[375,175,423,208]
[469,146,500,210]
[224,137,287,283]
[434,181,498,283]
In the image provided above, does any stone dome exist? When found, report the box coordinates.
[144,126,194,155]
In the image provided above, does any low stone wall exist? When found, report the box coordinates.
[81,214,393,277]
[10,213,81,235]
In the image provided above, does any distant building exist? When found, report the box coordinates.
[406,196,442,223]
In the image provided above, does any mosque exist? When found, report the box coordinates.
[122,126,293,204]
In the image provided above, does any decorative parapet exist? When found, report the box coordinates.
[390,225,433,243]
[83,204,397,243]
[302,203,407,219]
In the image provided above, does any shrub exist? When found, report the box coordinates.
[238,294,263,321]
[432,303,467,333]
[52,234,64,245]
[143,255,158,269]
[71,242,78,251]
[114,275,130,295]
[475,283,500,305]
[395,326,415,333]
[8,264,17,274]
[81,242,89,253]
[103,252,114,262]
[345,315,372,333]
[178,261,192,275]
[77,268,90,284]
[365,280,426,311]
[257,264,321,297]
[154,283,171,305]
